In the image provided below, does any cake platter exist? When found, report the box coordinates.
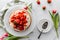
[3,5,36,37]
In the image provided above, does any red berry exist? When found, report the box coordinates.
[22,10,26,13]
[20,17,24,20]
[21,16,26,20]
[14,19,20,24]
[52,10,57,14]
[13,25,17,28]
[18,12,22,14]
[23,20,27,24]
[24,24,27,26]
[47,0,52,3]
[20,26,24,31]
[37,0,40,5]
[11,16,16,22]
[16,16,20,19]
[11,15,15,19]
[20,21,23,25]
[24,6,28,10]
[11,19,15,22]
[42,6,46,10]
[17,26,24,31]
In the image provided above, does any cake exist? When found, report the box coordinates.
[9,9,32,32]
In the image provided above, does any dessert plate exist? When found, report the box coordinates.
[37,19,53,33]
[3,5,36,37]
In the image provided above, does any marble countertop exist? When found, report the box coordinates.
[0,0,60,40]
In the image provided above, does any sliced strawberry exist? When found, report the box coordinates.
[23,20,27,24]
[14,19,20,24]
[16,16,20,19]
[20,26,24,31]
[20,21,23,25]
[20,17,24,20]
[17,26,24,31]
[13,25,17,28]
[21,16,26,20]
[11,15,16,19]
[18,12,22,14]
[11,16,16,22]
[22,10,26,13]
[11,19,15,22]
[24,24,27,26]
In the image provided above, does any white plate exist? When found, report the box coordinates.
[37,19,53,33]
[3,5,36,37]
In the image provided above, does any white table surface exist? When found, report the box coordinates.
[0,0,60,40]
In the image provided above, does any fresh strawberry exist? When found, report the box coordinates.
[13,25,17,28]
[11,15,15,19]
[36,0,40,5]
[22,10,26,13]
[21,16,26,20]
[14,19,20,24]
[47,0,52,4]
[18,12,22,14]
[24,6,28,10]
[20,21,23,25]
[17,26,24,31]
[42,6,46,10]
[16,16,20,19]
[20,17,24,20]
[24,24,27,26]
[23,20,27,24]
[11,19,14,22]
[11,15,16,22]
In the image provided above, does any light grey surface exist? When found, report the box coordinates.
[0,0,60,40]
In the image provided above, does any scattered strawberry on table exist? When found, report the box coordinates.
[47,0,52,4]
[42,6,46,10]
[36,0,40,5]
